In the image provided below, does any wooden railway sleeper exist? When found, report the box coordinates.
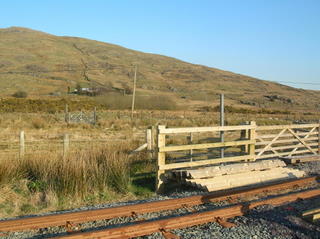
[131,211,147,222]
[65,221,80,233]
[181,203,196,212]
[159,228,180,239]
[215,217,236,228]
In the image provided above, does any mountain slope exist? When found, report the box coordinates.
[0,26,319,111]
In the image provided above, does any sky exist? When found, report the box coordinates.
[1,0,320,90]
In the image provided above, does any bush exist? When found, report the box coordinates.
[12,91,28,98]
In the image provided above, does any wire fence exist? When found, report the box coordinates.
[0,130,147,159]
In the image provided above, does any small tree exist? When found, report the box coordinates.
[12,91,28,98]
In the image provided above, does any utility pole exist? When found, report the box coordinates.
[220,94,225,158]
[131,65,137,119]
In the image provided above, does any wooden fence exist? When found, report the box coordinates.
[155,122,320,191]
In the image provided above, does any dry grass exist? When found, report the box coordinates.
[0,141,150,218]
[0,108,319,218]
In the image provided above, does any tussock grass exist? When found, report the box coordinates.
[0,159,21,185]
[0,141,151,218]
[18,144,132,196]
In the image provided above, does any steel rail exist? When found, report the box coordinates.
[0,176,317,232]
[57,188,320,239]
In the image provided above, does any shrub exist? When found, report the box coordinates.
[12,91,28,98]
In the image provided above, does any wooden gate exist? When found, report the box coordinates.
[255,124,320,159]
[156,122,256,191]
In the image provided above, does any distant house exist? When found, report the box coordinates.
[70,87,107,96]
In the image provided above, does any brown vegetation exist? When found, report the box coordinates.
[0,26,319,112]
[0,142,152,218]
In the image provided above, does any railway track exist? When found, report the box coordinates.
[0,176,319,238]
[56,188,320,239]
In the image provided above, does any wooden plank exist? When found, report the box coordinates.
[185,160,286,179]
[188,133,193,162]
[156,125,166,192]
[204,168,305,192]
[159,140,254,152]
[248,121,256,161]
[253,131,318,139]
[240,121,249,154]
[256,136,280,156]
[257,129,286,157]
[132,143,148,152]
[288,128,317,155]
[159,125,255,134]
[256,124,318,131]
[282,155,320,164]
[256,149,314,159]
[255,143,318,153]
[289,127,316,157]
[303,208,320,217]
[192,167,304,185]
[313,213,320,220]
[147,129,152,151]
[256,137,319,146]
[159,155,254,170]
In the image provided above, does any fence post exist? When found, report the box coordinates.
[249,121,256,161]
[65,104,70,124]
[147,128,152,150]
[19,131,25,159]
[147,128,152,159]
[63,134,69,157]
[151,126,156,159]
[156,125,166,192]
[188,133,193,161]
[220,94,225,158]
[240,121,249,154]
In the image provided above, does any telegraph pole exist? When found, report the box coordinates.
[131,65,137,119]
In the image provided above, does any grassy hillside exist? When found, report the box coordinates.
[0,26,319,111]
